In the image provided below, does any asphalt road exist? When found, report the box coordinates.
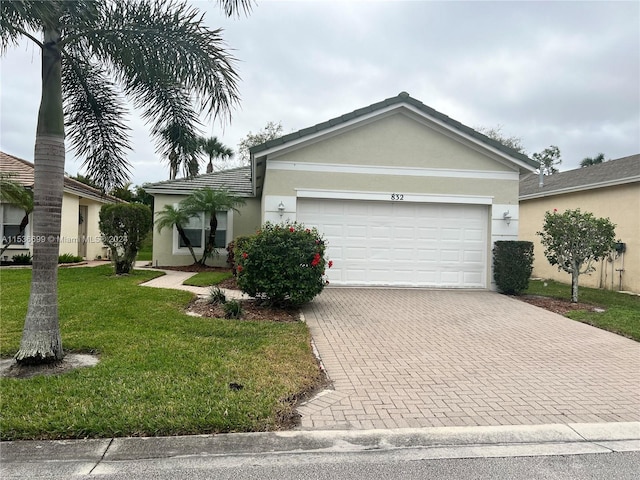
[3,450,639,479]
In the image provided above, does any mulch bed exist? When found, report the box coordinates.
[188,298,300,322]
[514,295,604,315]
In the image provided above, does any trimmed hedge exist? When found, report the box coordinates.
[493,241,534,295]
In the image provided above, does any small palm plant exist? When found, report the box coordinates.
[181,187,246,265]
[155,204,199,264]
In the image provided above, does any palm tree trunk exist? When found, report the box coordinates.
[199,213,218,265]
[176,225,199,264]
[15,27,65,365]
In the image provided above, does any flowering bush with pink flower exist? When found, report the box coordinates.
[235,222,332,307]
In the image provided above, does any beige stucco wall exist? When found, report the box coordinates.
[271,112,516,171]
[81,200,110,260]
[519,182,639,293]
[152,194,261,267]
[59,193,79,256]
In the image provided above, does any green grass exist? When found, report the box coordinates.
[526,280,640,341]
[136,231,153,261]
[0,266,322,440]
[183,271,233,287]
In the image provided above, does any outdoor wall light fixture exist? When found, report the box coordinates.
[503,211,512,226]
[278,201,285,217]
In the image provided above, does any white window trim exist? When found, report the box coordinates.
[171,209,233,256]
[0,203,31,251]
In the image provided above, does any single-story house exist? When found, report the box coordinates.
[148,92,537,288]
[0,151,119,261]
[519,154,639,293]
[145,92,537,288]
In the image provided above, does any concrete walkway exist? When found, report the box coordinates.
[135,262,248,300]
[299,289,640,431]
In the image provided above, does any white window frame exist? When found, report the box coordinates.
[0,203,31,250]
[172,209,233,256]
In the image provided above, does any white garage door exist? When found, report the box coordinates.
[297,199,488,288]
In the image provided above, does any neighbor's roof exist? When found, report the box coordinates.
[0,151,121,203]
[250,91,538,171]
[144,166,253,196]
[520,154,640,200]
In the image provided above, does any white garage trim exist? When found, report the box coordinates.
[297,198,488,288]
[296,188,493,205]
[268,160,519,181]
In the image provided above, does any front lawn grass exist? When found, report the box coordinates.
[526,279,640,341]
[183,270,233,287]
[0,266,322,440]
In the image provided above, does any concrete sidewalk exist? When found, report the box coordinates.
[2,422,639,477]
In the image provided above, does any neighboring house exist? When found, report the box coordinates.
[148,92,537,288]
[0,151,119,262]
[519,154,640,293]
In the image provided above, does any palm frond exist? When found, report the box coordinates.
[62,54,132,191]
[0,174,34,212]
[86,0,241,124]
[217,0,253,18]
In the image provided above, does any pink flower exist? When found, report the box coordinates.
[553,208,558,212]
[289,227,295,232]
[328,260,333,268]
[237,265,243,273]
[242,252,248,259]
[305,228,310,233]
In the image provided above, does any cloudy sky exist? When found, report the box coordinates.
[1,0,638,186]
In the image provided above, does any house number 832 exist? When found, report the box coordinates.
[391,193,404,201]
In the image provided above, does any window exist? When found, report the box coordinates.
[1,204,27,246]
[175,211,228,252]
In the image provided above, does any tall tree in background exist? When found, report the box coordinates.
[1,0,250,365]
[159,121,203,180]
[237,121,284,164]
[475,124,526,154]
[580,153,606,168]
[199,136,234,173]
[533,145,562,175]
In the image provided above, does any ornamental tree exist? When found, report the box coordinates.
[537,209,616,302]
[236,222,332,307]
[99,203,152,274]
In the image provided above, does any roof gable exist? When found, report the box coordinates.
[145,166,254,196]
[250,91,537,172]
[520,154,640,199]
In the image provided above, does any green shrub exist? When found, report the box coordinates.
[223,299,242,319]
[236,222,331,307]
[493,241,534,295]
[58,253,83,264]
[208,286,227,305]
[11,253,32,265]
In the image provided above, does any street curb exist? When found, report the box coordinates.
[2,423,639,463]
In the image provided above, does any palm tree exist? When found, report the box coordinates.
[1,0,250,365]
[159,122,203,180]
[154,204,199,264]
[181,187,245,265]
[0,174,34,256]
[199,136,233,173]
[580,153,606,168]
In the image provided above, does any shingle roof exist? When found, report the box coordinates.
[250,91,538,170]
[144,166,253,196]
[520,154,640,200]
[0,151,121,203]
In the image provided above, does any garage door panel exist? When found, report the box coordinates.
[297,198,487,288]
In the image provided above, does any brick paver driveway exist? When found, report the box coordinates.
[298,289,640,430]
